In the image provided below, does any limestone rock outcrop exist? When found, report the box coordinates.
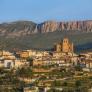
[0,20,92,37]
[39,20,92,32]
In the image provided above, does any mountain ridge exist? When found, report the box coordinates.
[0,20,92,52]
[0,20,92,37]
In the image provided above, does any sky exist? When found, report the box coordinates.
[0,0,92,23]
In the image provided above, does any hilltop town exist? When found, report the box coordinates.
[0,38,92,92]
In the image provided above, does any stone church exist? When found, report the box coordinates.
[55,38,74,53]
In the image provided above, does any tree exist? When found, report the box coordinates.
[52,80,62,87]
[75,80,81,87]
[27,57,33,66]
[75,65,82,71]
[16,67,33,78]
[62,81,68,86]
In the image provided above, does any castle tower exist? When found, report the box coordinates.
[55,43,62,52]
[71,43,74,52]
[62,38,70,53]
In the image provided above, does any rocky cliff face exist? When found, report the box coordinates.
[0,20,92,37]
[38,21,59,33]
[39,20,92,33]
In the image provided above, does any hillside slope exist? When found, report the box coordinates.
[0,20,92,52]
[0,30,92,53]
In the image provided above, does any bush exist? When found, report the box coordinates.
[75,80,81,87]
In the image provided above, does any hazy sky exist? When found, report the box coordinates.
[0,0,92,23]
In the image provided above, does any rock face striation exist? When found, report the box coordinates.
[38,20,92,33]
[0,20,92,37]
[38,21,59,33]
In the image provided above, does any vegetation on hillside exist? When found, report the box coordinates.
[0,31,92,53]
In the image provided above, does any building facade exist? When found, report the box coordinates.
[55,38,73,53]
